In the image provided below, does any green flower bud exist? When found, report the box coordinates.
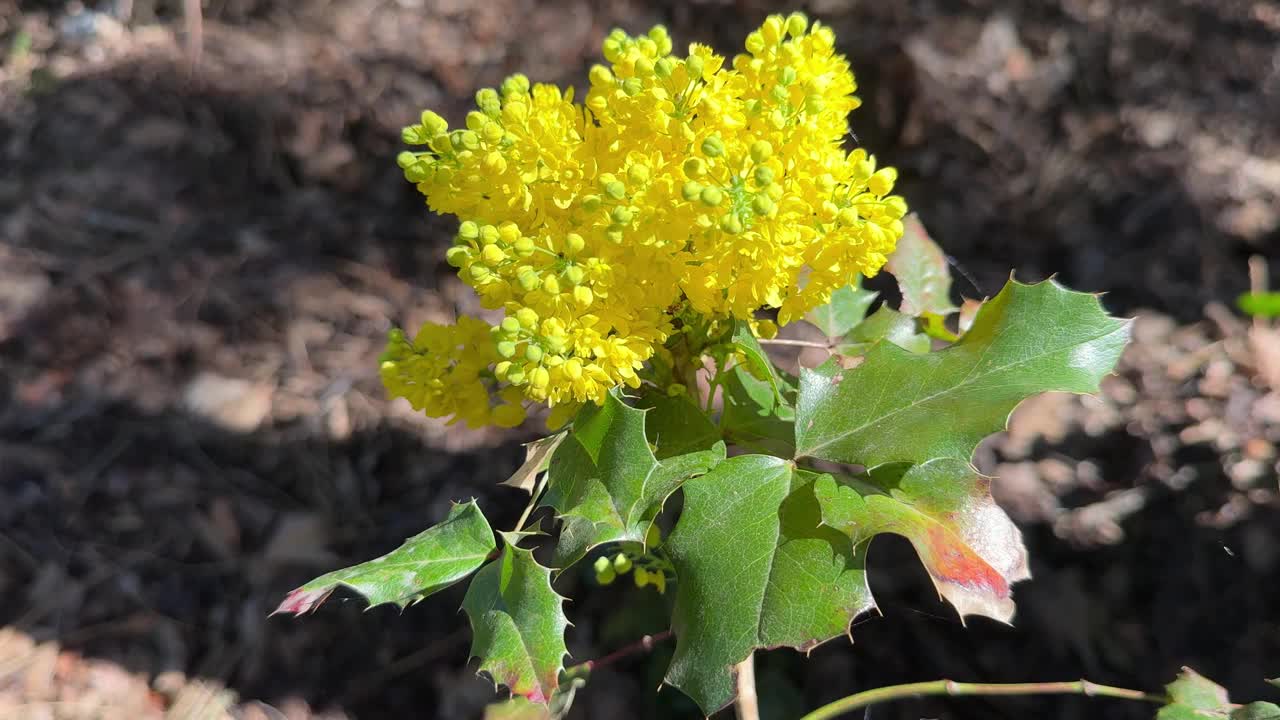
[497,341,517,358]
[699,186,724,207]
[524,344,544,363]
[754,165,775,187]
[612,554,632,573]
[682,181,703,201]
[501,316,521,333]
[445,246,469,268]
[749,140,773,164]
[605,180,627,200]
[500,73,530,97]
[786,12,809,37]
[420,110,449,135]
[700,135,724,157]
[685,54,704,80]
[516,307,539,328]
[588,64,614,87]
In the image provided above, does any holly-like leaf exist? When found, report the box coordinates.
[719,365,796,457]
[1156,668,1235,719]
[1166,668,1232,710]
[542,390,724,569]
[886,213,959,317]
[634,389,720,459]
[1267,679,1280,690]
[731,320,782,400]
[813,458,1029,622]
[837,305,930,356]
[463,537,569,704]
[273,500,495,615]
[503,434,566,493]
[796,278,1130,467]
[806,280,878,339]
[664,455,872,715]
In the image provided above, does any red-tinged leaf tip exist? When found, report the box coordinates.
[919,524,1015,622]
[271,586,334,616]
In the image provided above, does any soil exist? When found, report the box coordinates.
[1,1,1278,719]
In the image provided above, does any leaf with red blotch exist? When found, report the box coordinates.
[886,213,959,318]
[272,500,495,615]
[463,535,569,705]
[813,458,1030,623]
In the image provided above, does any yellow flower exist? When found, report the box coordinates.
[389,13,908,424]
[380,317,525,428]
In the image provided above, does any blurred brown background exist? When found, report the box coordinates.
[1,1,1278,718]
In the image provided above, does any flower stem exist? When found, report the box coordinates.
[800,679,1165,720]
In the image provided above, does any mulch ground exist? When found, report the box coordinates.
[1,1,1278,718]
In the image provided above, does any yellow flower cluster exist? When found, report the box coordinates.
[385,14,907,426]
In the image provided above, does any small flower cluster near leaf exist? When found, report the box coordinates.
[261,13,1280,720]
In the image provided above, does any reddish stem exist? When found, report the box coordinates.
[565,630,674,677]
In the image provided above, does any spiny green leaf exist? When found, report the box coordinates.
[273,500,495,615]
[886,213,959,317]
[664,455,871,715]
[837,305,930,356]
[796,278,1130,467]
[731,320,783,400]
[463,537,569,704]
[813,458,1029,622]
[1238,292,1280,318]
[542,390,724,569]
[633,389,720,459]
[806,279,878,338]
[1268,679,1280,690]
[502,433,566,493]
[1166,668,1231,710]
[719,365,796,457]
